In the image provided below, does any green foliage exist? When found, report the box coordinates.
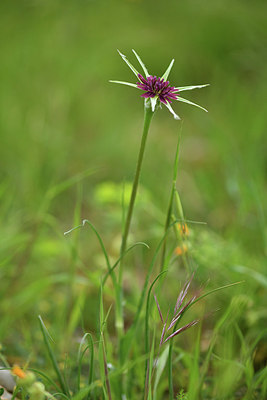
[176,389,188,400]
[0,0,266,399]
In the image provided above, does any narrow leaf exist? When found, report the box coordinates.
[101,333,112,400]
[102,242,149,285]
[189,281,244,310]
[65,220,117,291]
[153,346,169,400]
[38,316,70,397]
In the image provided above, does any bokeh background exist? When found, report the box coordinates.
[0,0,266,385]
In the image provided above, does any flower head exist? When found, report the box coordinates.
[110,49,209,120]
[12,365,26,379]
[175,243,188,256]
[137,74,179,105]
[154,273,199,345]
[177,222,189,236]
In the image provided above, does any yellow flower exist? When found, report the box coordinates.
[12,366,35,387]
[175,243,188,256]
[177,223,189,236]
[12,366,26,379]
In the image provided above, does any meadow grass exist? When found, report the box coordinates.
[0,1,266,399]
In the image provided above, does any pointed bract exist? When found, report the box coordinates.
[176,84,210,92]
[132,49,150,78]
[110,50,209,119]
[165,101,180,120]
[150,96,158,112]
[161,59,175,81]
[117,50,140,78]
[109,80,139,89]
[177,96,208,112]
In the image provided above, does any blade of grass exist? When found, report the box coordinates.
[98,285,112,400]
[144,271,167,398]
[102,241,149,286]
[148,328,156,400]
[71,381,102,400]
[189,281,244,310]
[38,316,70,398]
[121,220,180,362]
[101,333,112,400]
[64,220,114,284]
[41,168,98,213]
[86,334,95,400]
[153,346,169,400]
[187,324,201,400]
[160,127,182,271]
[77,332,95,399]
[29,368,61,392]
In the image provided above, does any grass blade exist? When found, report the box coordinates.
[102,241,149,286]
[121,220,179,361]
[64,219,117,290]
[38,316,70,398]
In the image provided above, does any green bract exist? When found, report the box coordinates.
[110,49,209,120]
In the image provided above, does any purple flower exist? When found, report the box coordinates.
[110,49,209,120]
[136,74,179,105]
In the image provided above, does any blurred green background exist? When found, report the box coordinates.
[0,0,266,380]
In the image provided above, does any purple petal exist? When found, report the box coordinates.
[138,74,148,84]
[158,96,167,104]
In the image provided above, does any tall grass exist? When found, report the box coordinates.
[0,1,266,399]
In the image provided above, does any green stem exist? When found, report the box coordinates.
[117,104,154,398]
[118,105,154,325]
[119,106,154,283]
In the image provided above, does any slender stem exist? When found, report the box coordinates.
[168,337,174,400]
[119,105,154,284]
[117,104,154,399]
[160,132,181,272]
